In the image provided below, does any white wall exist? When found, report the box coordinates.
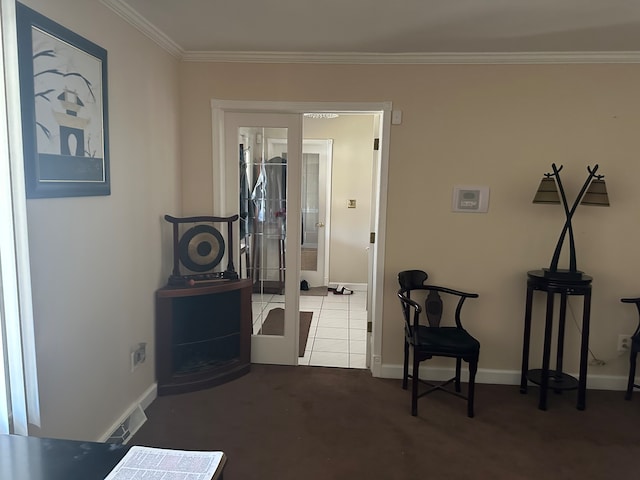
[303,115,374,285]
[20,0,181,440]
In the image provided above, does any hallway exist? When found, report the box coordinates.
[251,290,368,369]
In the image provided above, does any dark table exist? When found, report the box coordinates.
[520,269,592,410]
[0,434,225,479]
[0,434,129,479]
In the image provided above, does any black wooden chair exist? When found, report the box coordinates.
[621,297,640,400]
[397,270,480,417]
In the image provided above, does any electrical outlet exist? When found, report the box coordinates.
[618,334,632,352]
[130,342,146,372]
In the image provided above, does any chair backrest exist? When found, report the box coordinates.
[425,290,443,327]
[398,270,478,331]
[398,270,428,291]
[398,270,444,330]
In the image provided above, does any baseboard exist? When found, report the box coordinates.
[138,382,157,410]
[378,364,629,391]
[98,382,157,443]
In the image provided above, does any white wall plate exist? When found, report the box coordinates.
[452,185,490,213]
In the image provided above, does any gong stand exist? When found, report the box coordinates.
[164,214,239,286]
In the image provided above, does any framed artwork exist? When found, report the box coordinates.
[16,3,110,198]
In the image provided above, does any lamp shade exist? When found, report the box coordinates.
[532,177,560,204]
[580,179,610,206]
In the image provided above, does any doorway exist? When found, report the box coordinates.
[212,100,390,376]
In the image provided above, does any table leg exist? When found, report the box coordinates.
[520,285,534,394]
[577,289,592,410]
[539,291,555,410]
[554,293,568,394]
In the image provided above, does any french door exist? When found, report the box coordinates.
[223,112,302,365]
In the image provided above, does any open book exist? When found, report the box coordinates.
[104,445,225,480]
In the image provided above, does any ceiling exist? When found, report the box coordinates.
[102,0,640,63]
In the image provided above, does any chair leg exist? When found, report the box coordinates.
[411,351,420,416]
[467,357,478,418]
[626,348,638,400]
[455,358,462,393]
[402,341,409,390]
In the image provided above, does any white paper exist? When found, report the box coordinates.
[104,445,224,480]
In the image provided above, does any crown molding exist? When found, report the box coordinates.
[100,0,183,58]
[182,50,640,64]
[101,1,640,65]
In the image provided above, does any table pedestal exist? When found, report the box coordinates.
[520,270,592,410]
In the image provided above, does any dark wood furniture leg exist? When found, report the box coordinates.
[553,292,568,394]
[539,291,556,410]
[402,339,409,390]
[520,284,534,394]
[467,358,478,418]
[411,346,420,416]
[627,347,638,400]
[577,289,591,410]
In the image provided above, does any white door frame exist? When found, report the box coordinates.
[367,116,382,369]
[211,100,391,377]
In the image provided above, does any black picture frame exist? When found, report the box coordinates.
[16,3,110,198]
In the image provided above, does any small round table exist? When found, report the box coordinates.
[520,269,592,410]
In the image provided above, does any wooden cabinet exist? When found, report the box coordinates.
[155,279,252,395]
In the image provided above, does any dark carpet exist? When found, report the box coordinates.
[132,365,640,480]
[258,308,312,356]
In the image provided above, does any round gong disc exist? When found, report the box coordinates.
[178,224,225,272]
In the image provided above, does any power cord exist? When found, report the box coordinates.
[566,300,608,366]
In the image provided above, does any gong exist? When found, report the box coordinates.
[178,224,225,272]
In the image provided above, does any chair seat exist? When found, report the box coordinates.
[410,326,480,356]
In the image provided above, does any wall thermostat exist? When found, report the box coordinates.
[452,185,490,213]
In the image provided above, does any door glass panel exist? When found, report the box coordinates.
[238,126,288,337]
[266,139,328,287]
[301,153,320,272]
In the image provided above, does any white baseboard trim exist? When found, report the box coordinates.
[378,364,629,391]
[98,382,157,443]
[138,382,158,410]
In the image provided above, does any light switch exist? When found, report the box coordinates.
[391,110,402,125]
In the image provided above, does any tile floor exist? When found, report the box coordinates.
[251,289,368,369]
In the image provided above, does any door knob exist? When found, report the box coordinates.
[316,222,325,227]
